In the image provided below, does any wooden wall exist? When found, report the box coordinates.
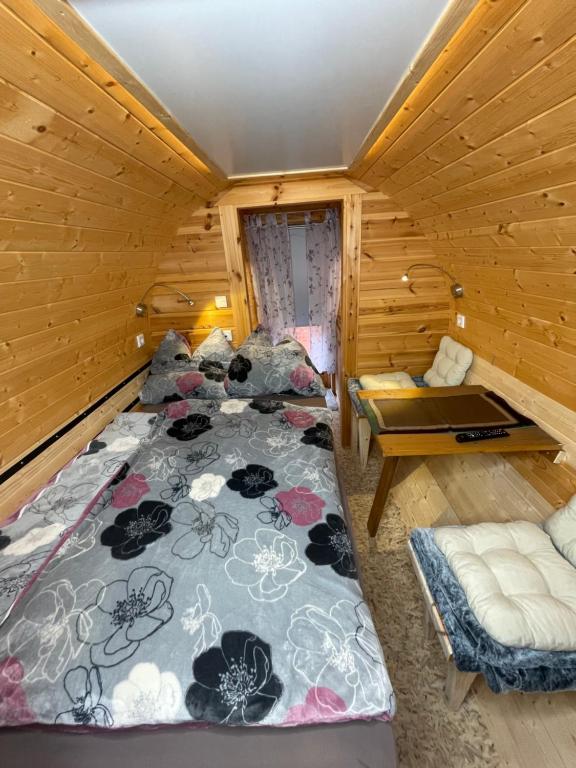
[357,191,450,375]
[351,0,576,497]
[0,0,224,476]
[150,206,238,348]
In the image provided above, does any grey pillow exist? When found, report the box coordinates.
[140,370,228,404]
[242,326,273,348]
[150,330,192,374]
[225,337,325,397]
[190,327,235,365]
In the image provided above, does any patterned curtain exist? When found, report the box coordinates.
[305,208,341,373]
[243,213,296,341]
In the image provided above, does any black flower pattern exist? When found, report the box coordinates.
[83,439,107,456]
[160,473,190,503]
[0,530,10,551]
[163,393,184,403]
[76,566,174,667]
[257,496,291,530]
[249,399,285,414]
[167,413,212,441]
[109,462,130,486]
[199,359,227,382]
[175,353,192,362]
[301,423,333,452]
[185,631,283,725]
[55,666,113,726]
[305,514,357,579]
[184,441,220,474]
[100,500,173,560]
[227,354,252,383]
[226,464,278,499]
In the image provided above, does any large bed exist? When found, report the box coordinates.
[0,399,397,767]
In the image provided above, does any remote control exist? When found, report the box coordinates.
[455,428,510,443]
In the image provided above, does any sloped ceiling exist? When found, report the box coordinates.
[70,0,452,177]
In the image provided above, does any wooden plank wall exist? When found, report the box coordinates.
[150,206,239,348]
[0,0,224,474]
[358,191,450,375]
[351,0,576,498]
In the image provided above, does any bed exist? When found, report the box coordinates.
[0,400,397,767]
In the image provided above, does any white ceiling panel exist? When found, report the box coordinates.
[71,0,452,177]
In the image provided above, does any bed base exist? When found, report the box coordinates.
[0,720,396,768]
[408,539,478,710]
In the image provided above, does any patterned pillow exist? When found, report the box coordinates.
[242,326,273,348]
[140,371,228,404]
[225,337,325,397]
[191,327,235,366]
[150,330,193,374]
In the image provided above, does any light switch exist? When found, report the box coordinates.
[215,295,228,308]
[222,329,233,341]
[136,333,145,348]
[456,314,466,329]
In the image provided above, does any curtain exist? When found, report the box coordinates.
[305,208,341,373]
[244,213,295,341]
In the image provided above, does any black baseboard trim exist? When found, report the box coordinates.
[0,362,150,486]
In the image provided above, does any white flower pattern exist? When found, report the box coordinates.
[180,583,221,657]
[111,663,182,726]
[249,427,301,457]
[219,400,248,415]
[188,473,226,502]
[225,528,306,602]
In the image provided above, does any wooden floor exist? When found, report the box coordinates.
[384,451,576,768]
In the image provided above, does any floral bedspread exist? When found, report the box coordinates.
[0,400,394,729]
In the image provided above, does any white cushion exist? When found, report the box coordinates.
[544,495,576,568]
[359,372,416,390]
[434,521,576,651]
[424,336,473,387]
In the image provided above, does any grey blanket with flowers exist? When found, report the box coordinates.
[0,400,394,730]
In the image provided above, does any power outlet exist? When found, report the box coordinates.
[215,295,228,309]
[136,333,146,349]
[222,329,233,341]
[456,313,466,329]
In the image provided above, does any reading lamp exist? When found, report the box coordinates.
[401,263,464,298]
[135,283,195,317]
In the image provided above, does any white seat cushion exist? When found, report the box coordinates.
[544,495,576,568]
[359,372,416,390]
[434,521,576,651]
[424,336,473,387]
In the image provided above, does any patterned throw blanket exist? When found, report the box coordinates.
[0,401,394,729]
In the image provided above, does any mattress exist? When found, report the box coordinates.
[0,400,395,738]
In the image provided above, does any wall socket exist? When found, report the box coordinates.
[456,313,466,329]
[222,329,233,341]
[215,295,228,308]
[136,333,145,349]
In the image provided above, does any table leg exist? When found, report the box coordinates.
[367,456,399,537]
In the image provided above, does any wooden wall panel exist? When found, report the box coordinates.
[0,1,224,473]
[351,0,576,486]
[151,206,242,348]
[357,191,450,375]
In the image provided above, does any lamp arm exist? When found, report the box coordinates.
[405,263,458,282]
[137,283,195,306]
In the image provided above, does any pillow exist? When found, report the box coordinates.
[544,495,576,567]
[423,336,473,387]
[150,329,192,374]
[359,372,416,390]
[225,337,325,397]
[243,325,273,347]
[140,371,227,404]
[190,327,235,366]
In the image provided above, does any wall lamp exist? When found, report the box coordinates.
[136,283,195,317]
[401,263,464,298]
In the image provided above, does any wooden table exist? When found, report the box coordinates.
[357,386,563,537]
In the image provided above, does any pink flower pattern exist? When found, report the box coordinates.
[284,687,347,725]
[275,486,325,526]
[111,474,150,509]
[166,400,190,419]
[289,365,314,390]
[176,372,204,394]
[0,657,34,726]
[284,410,316,429]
